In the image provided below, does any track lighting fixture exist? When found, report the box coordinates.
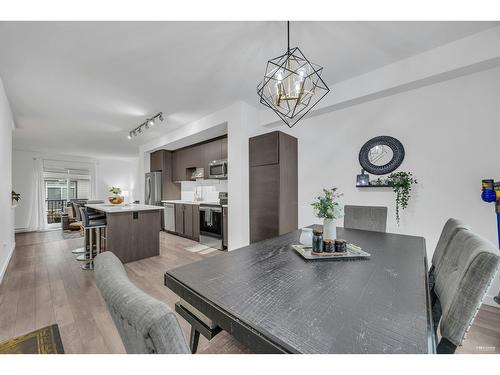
[127,112,164,140]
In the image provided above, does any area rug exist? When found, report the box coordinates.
[184,243,219,254]
[0,324,64,354]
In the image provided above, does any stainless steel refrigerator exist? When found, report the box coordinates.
[145,172,162,206]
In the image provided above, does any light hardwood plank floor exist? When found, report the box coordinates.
[0,230,248,354]
[1,230,499,354]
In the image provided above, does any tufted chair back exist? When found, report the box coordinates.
[431,219,470,272]
[433,230,500,353]
[94,252,190,354]
[343,205,388,233]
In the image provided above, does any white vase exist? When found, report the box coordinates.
[323,218,337,240]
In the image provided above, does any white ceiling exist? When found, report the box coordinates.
[0,21,497,158]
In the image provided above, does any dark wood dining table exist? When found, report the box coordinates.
[164,226,436,354]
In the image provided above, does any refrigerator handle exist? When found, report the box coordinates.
[146,177,151,204]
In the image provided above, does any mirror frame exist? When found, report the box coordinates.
[358,136,405,175]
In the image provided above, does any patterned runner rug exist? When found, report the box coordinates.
[0,324,64,354]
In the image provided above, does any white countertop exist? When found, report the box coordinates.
[86,203,164,213]
[161,200,220,205]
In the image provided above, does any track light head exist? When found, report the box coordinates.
[127,112,163,138]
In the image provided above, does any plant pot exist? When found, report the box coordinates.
[323,218,336,240]
[108,196,125,205]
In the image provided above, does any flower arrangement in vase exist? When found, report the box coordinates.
[108,186,124,205]
[311,188,344,240]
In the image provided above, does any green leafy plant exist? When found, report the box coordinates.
[109,186,122,195]
[387,171,417,225]
[311,188,344,220]
[11,190,21,203]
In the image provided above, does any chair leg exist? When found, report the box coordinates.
[189,327,200,354]
[437,337,457,354]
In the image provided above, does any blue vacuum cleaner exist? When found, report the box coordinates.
[481,179,500,305]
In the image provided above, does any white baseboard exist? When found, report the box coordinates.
[484,294,500,307]
[15,227,32,233]
[0,241,15,285]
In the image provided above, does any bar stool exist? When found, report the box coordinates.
[71,201,106,255]
[77,206,107,270]
[71,202,86,255]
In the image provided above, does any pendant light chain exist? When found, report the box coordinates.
[287,21,290,53]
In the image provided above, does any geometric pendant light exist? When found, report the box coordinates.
[257,21,330,128]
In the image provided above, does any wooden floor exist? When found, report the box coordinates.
[0,230,249,354]
[1,230,499,354]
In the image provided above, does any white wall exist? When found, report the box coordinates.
[0,77,14,283]
[276,66,500,303]
[12,149,139,231]
[96,157,139,203]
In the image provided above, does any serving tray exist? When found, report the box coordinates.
[292,244,371,261]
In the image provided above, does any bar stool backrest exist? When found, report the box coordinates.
[73,202,82,222]
[79,206,90,227]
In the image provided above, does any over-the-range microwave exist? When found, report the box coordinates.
[208,159,227,179]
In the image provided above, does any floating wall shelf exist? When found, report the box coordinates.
[356,184,392,188]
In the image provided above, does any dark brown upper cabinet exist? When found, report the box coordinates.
[171,135,227,182]
[149,150,181,200]
[150,150,164,172]
[249,131,297,244]
[249,131,279,167]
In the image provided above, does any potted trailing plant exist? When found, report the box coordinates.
[108,186,124,205]
[311,188,343,240]
[387,171,417,225]
[11,190,21,205]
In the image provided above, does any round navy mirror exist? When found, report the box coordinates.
[358,136,405,175]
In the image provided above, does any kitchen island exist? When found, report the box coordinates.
[86,203,164,263]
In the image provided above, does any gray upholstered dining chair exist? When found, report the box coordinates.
[428,218,470,289]
[431,230,500,353]
[94,252,190,354]
[343,205,388,232]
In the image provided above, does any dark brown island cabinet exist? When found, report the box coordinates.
[86,204,163,264]
[249,131,298,243]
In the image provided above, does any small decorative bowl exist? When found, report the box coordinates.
[108,196,125,205]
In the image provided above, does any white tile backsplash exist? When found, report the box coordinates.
[181,180,227,202]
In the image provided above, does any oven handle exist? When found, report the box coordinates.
[200,207,222,213]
